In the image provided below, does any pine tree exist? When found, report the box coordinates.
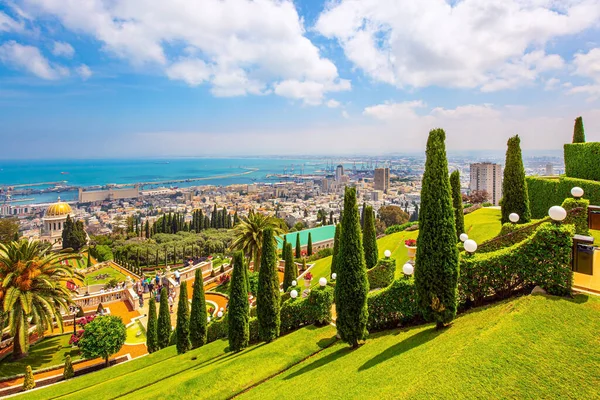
[335,187,369,348]
[189,269,207,348]
[500,135,531,224]
[330,223,341,275]
[415,129,459,329]
[146,298,159,353]
[362,205,378,270]
[157,287,171,349]
[573,116,585,143]
[257,227,280,342]
[282,243,296,291]
[228,251,250,352]
[175,282,190,354]
[295,233,301,258]
[63,354,74,380]
[307,232,313,256]
[450,170,465,238]
[23,365,35,391]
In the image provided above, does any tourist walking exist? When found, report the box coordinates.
[174,269,180,285]
[168,293,174,313]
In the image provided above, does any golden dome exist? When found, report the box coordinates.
[46,198,73,217]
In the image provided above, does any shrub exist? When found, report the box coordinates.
[23,365,35,391]
[146,298,159,353]
[362,205,379,270]
[306,248,333,262]
[207,314,228,343]
[367,257,395,290]
[384,221,418,235]
[501,135,531,224]
[367,278,419,332]
[459,223,574,306]
[79,315,126,367]
[572,116,585,143]
[526,176,600,219]
[247,271,259,296]
[63,354,74,380]
[562,198,590,236]
[463,204,482,215]
[282,242,296,291]
[280,286,334,333]
[157,287,171,349]
[482,202,493,207]
[478,219,543,253]
[564,142,600,182]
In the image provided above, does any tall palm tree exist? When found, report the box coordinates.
[0,240,81,359]
[229,210,286,271]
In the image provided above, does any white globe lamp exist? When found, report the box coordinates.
[402,263,414,276]
[548,206,567,222]
[207,316,211,323]
[217,311,223,318]
[459,233,468,242]
[220,307,224,312]
[509,213,519,223]
[291,280,297,287]
[571,187,584,199]
[319,277,327,287]
[331,273,337,280]
[464,239,478,253]
[384,250,391,258]
[290,289,298,299]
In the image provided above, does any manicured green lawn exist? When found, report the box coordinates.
[464,207,502,243]
[83,266,127,286]
[590,229,600,245]
[240,294,600,399]
[125,321,146,344]
[0,334,80,378]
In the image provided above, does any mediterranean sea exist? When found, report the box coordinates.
[0,157,328,205]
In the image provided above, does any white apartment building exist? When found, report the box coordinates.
[469,163,503,206]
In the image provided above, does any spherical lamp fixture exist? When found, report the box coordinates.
[217,311,223,318]
[331,273,337,280]
[384,250,391,258]
[291,280,297,287]
[509,213,519,223]
[571,187,584,199]
[548,206,567,222]
[464,239,478,253]
[290,289,298,299]
[459,233,468,242]
[319,277,327,287]
[402,263,414,276]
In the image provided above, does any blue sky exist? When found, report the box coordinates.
[1,0,599,159]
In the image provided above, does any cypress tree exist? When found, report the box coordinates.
[282,243,296,291]
[146,298,158,353]
[362,205,378,270]
[450,170,465,238]
[360,201,366,228]
[211,205,218,228]
[157,287,171,349]
[63,354,74,380]
[329,211,334,225]
[573,116,585,143]
[307,232,313,256]
[189,269,207,348]
[415,129,459,329]
[335,187,369,348]
[23,365,35,391]
[233,211,240,226]
[330,223,341,275]
[175,282,191,354]
[228,251,250,352]
[257,227,280,342]
[500,135,531,224]
[295,233,301,258]
[86,249,91,268]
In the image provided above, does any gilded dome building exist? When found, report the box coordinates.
[41,197,74,248]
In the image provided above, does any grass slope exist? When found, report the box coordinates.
[241,294,600,400]
[0,335,80,378]
[464,207,502,243]
[83,266,127,286]
[22,325,336,400]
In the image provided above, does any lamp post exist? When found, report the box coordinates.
[319,277,327,287]
[509,213,519,223]
[402,263,414,279]
[548,206,567,223]
[459,233,468,243]
[384,250,391,258]
[464,239,478,254]
[571,187,584,199]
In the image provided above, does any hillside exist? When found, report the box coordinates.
[23,293,600,399]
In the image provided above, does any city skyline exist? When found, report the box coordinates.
[1,0,600,158]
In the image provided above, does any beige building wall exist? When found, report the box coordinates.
[469,163,502,205]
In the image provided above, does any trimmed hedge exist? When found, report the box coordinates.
[477,219,545,253]
[367,278,419,332]
[562,198,590,236]
[564,143,600,181]
[526,175,600,219]
[459,223,574,305]
[367,257,395,289]
[384,221,418,235]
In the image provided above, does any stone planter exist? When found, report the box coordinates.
[304,279,312,288]
[405,245,417,261]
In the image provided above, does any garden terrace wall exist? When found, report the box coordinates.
[526,176,600,219]
[564,143,600,181]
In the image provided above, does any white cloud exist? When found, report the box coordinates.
[569,48,600,100]
[52,41,74,58]
[0,40,68,79]
[544,77,560,91]
[0,11,24,32]
[363,100,426,120]
[22,0,347,104]
[341,110,349,119]
[76,64,92,80]
[327,99,340,108]
[316,0,599,91]
[431,104,500,119]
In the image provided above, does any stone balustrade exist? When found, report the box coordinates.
[72,289,127,309]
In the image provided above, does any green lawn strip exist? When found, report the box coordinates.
[124,325,337,400]
[308,256,333,287]
[17,347,179,400]
[0,334,80,378]
[590,229,600,245]
[240,295,600,400]
[83,267,128,286]
[54,341,229,400]
[464,207,502,243]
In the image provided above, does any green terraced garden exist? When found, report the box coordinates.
[0,334,80,378]
[83,266,128,286]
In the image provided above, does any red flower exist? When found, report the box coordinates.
[304,272,313,280]
[405,239,417,247]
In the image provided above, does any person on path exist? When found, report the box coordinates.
[174,269,181,285]
[168,294,174,313]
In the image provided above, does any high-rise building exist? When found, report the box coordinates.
[374,167,390,193]
[546,163,554,176]
[469,163,503,206]
[335,164,344,182]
